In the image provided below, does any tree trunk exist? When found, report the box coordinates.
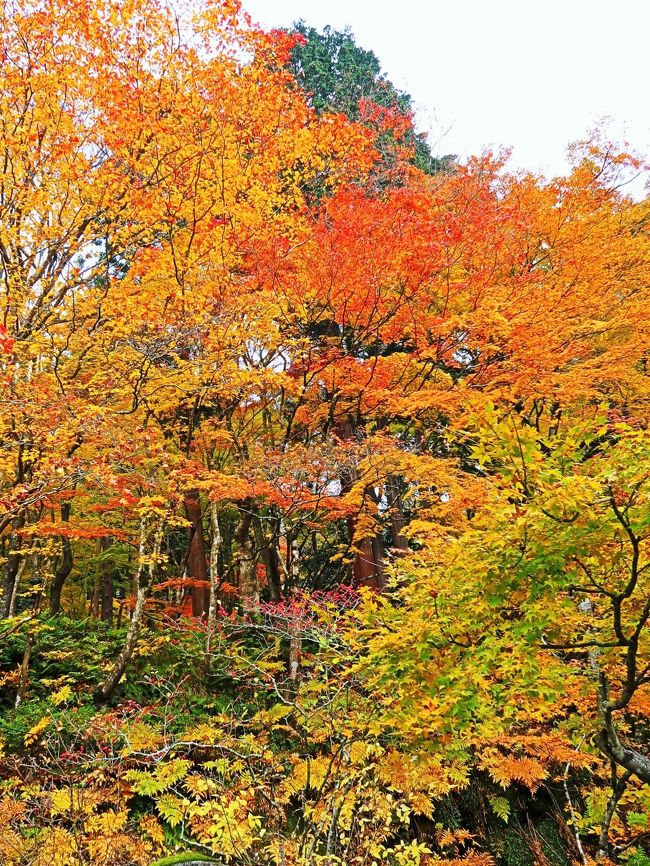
[3,514,25,618]
[597,669,650,785]
[90,573,100,618]
[15,634,32,708]
[235,505,258,617]
[206,503,222,653]
[98,583,146,702]
[337,414,385,590]
[351,538,377,589]
[253,513,282,601]
[98,518,160,702]
[49,502,73,615]
[289,541,301,682]
[386,474,408,551]
[370,533,386,591]
[100,536,114,625]
[185,491,209,617]
[8,558,26,618]
[598,763,631,860]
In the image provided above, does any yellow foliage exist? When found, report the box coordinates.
[50,685,74,706]
[86,808,128,834]
[49,787,103,817]
[31,829,79,866]
[24,716,52,746]
[140,815,165,848]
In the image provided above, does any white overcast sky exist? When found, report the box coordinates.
[245,0,650,179]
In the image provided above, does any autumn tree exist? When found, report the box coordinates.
[0,0,373,625]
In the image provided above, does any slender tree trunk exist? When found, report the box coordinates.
[99,583,146,702]
[15,634,32,708]
[235,505,258,617]
[337,415,385,590]
[288,541,302,681]
[288,619,302,681]
[284,531,296,592]
[206,503,222,653]
[386,474,408,551]
[562,748,587,866]
[185,491,209,617]
[49,502,73,615]
[370,534,386,591]
[90,573,100,618]
[598,762,632,860]
[3,514,25,617]
[98,518,160,702]
[253,513,282,601]
[100,536,114,625]
[287,537,302,684]
[8,558,26,618]
[291,537,300,585]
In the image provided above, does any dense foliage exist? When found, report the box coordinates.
[287,23,454,175]
[0,1,648,864]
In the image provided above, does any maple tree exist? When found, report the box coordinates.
[0,0,649,863]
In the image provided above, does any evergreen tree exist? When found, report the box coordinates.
[288,22,455,175]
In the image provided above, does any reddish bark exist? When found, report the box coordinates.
[185,491,209,617]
